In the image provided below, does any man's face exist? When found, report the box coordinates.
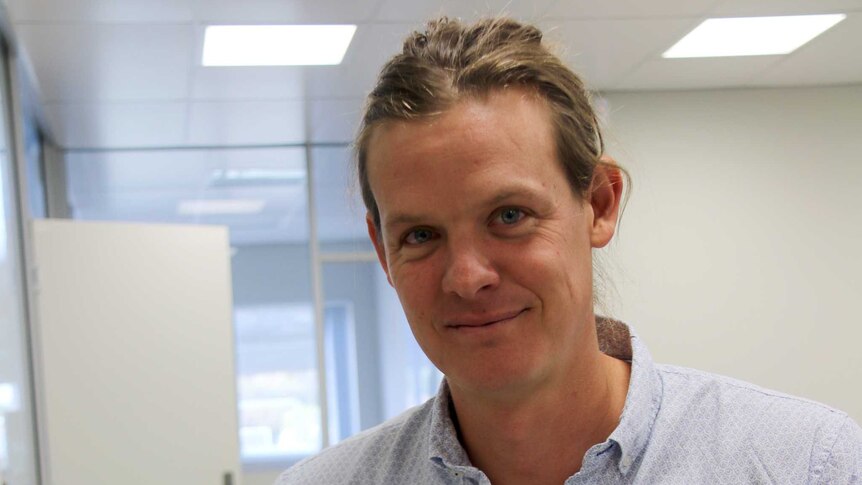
[366,89,611,396]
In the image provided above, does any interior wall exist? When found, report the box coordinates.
[600,85,862,422]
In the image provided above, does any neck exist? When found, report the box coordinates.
[448,341,631,485]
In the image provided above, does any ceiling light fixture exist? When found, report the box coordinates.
[202,24,357,66]
[663,14,846,58]
[210,168,305,187]
[177,199,266,215]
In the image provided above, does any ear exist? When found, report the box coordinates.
[367,213,394,286]
[588,157,624,248]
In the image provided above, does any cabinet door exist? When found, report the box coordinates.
[32,220,240,485]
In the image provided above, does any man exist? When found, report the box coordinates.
[278,17,861,484]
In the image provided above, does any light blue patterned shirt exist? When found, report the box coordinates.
[277,320,862,484]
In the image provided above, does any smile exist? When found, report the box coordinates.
[447,308,528,331]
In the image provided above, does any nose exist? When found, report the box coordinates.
[441,240,500,300]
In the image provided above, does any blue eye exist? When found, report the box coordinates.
[498,208,524,225]
[405,228,435,245]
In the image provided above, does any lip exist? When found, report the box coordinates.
[445,308,528,330]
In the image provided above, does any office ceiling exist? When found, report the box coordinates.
[7,0,862,149]
[5,0,862,246]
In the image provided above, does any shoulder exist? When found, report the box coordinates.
[656,363,847,423]
[818,414,862,484]
[274,399,436,485]
[656,365,845,419]
[651,364,861,482]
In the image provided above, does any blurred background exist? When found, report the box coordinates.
[0,1,860,484]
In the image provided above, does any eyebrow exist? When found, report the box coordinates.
[382,184,546,232]
[486,188,537,206]
[384,213,426,230]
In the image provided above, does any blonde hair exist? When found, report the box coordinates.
[356,16,622,230]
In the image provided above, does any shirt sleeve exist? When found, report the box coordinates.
[817,415,862,485]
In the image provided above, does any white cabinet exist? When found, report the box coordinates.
[31,220,241,485]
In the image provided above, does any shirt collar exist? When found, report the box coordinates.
[598,318,664,475]
[427,319,664,477]
[428,379,473,469]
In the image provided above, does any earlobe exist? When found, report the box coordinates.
[589,159,624,248]
[367,213,394,286]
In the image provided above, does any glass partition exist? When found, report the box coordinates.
[19,77,46,219]
[65,142,442,469]
[0,41,39,485]
[66,147,309,245]
[312,146,373,254]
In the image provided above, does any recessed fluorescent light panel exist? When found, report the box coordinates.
[210,168,305,187]
[177,199,266,215]
[202,24,357,66]
[663,14,846,58]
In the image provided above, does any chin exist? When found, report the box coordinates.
[447,352,546,396]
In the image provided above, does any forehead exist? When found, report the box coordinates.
[367,89,567,219]
[365,89,562,200]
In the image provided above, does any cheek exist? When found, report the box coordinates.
[506,235,593,304]
[390,260,441,322]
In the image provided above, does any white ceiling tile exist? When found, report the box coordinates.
[303,63,374,99]
[187,100,307,145]
[614,56,784,91]
[707,0,862,17]
[7,0,195,23]
[304,23,414,99]
[192,67,307,100]
[539,18,700,89]
[750,12,862,87]
[373,0,558,23]
[308,98,363,143]
[193,0,382,24]
[18,24,193,102]
[545,0,719,19]
[47,102,187,149]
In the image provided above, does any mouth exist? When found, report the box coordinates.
[446,308,528,331]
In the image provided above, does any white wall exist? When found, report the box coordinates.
[601,85,862,422]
